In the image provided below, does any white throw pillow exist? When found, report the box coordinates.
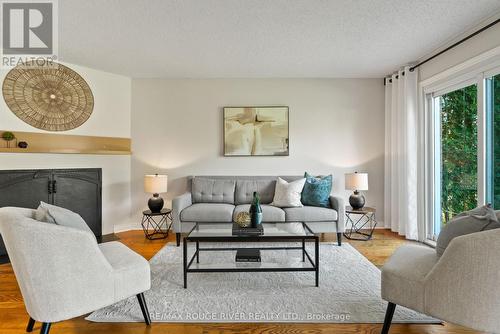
[271,177,306,208]
[34,205,55,224]
[38,202,96,241]
[436,205,500,256]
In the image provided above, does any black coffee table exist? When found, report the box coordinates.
[182,222,319,288]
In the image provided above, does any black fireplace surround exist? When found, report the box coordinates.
[0,168,102,260]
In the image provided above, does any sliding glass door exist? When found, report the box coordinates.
[425,63,500,243]
[430,83,478,239]
[440,84,478,223]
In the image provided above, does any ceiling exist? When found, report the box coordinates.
[59,0,500,78]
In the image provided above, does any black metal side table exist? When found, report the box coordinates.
[343,206,377,241]
[141,208,172,240]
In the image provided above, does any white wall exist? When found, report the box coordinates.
[0,63,132,234]
[130,79,385,226]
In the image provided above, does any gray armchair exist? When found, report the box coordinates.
[380,229,500,334]
[0,207,152,334]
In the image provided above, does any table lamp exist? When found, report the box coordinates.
[144,174,168,213]
[345,172,368,210]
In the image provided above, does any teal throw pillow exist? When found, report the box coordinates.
[301,172,332,208]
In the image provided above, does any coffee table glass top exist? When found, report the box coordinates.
[182,222,320,288]
[187,222,313,238]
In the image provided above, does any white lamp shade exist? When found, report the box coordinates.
[144,174,168,194]
[345,172,368,191]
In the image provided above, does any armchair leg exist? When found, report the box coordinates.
[176,233,181,247]
[137,293,151,325]
[381,302,396,334]
[26,317,35,332]
[40,323,51,334]
[337,232,342,246]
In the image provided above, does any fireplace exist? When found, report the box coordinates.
[0,168,102,260]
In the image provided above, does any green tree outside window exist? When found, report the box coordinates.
[440,84,478,224]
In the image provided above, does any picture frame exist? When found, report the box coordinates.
[223,106,289,156]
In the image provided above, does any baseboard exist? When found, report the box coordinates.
[114,221,388,233]
[374,223,387,229]
[99,233,120,243]
[0,254,9,264]
[346,221,387,229]
[113,223,142,233]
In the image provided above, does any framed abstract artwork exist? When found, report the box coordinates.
[223,106,289,156]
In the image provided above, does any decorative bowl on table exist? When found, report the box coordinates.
[235,212,251,228]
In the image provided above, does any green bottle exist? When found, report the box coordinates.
[250,192,263,227]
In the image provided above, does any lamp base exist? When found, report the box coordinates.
[148,194,164,213]
[349,191,365,210]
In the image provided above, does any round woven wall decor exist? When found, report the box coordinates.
[2,61,94,131]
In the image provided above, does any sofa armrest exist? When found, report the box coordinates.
[172,192,192,233]
[329,195,345,232]
[424,229,500,332]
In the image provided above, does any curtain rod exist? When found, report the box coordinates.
[410,17,500,72]
[384,17,500,85]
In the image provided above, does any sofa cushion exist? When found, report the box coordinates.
[233,204,285,222]
[284,206,337,222]
[235,179,276,204]
[180,203,235,222]
[192,178,236,204]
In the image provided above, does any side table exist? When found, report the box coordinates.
[343,206,377,241]
[141,208,172,240]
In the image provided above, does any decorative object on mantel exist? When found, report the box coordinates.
[223,106,289,156]
[1,131,16,148]
[2,61,94,131]
[17,141,28,149]
[345,172,369,210]
[0,130,131,155]
[144,174,168,213]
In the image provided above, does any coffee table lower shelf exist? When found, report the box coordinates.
[183,238,320,289]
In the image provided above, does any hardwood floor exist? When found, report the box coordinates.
[0,229,483,334]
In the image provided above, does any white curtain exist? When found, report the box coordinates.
[384,66,419,240]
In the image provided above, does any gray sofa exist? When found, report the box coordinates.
[172,176,345,246]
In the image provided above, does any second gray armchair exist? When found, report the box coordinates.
[380,228,500,334]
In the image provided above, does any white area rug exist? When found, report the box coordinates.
[87,242,438,323]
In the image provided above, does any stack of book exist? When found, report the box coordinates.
[235,248,261,262]
[232,222,264,236]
